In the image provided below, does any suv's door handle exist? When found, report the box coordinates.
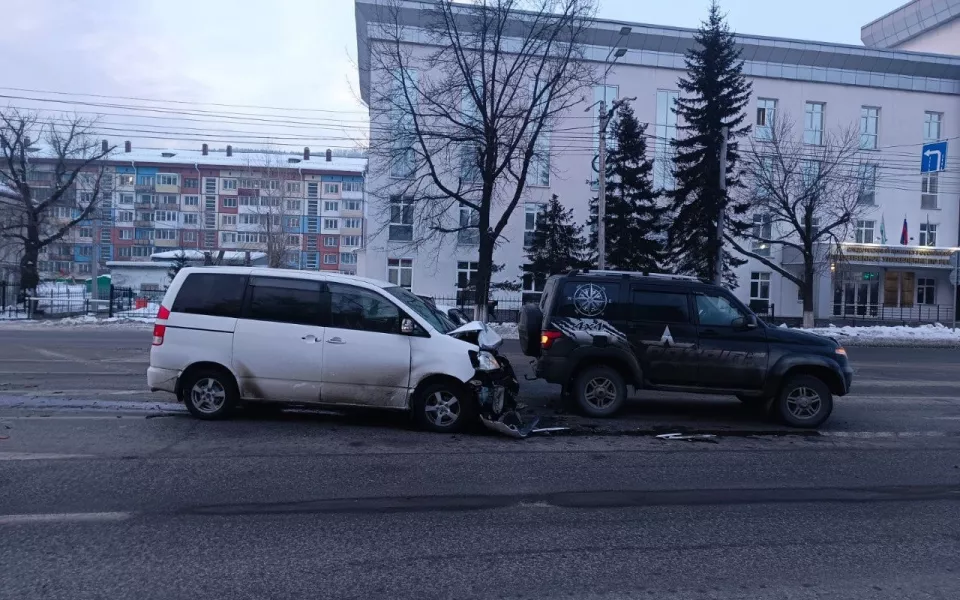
[326,337,345,345]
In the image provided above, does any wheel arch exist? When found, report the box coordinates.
[567,350,643,389]
[175,361,240,400]
[778,363,846,396]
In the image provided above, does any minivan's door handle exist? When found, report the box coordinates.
[301,334,319,343]
[326,337,345,345]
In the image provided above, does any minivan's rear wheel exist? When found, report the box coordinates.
[181,368,238,420]
[414,382,475,433]
[573,366,626,418]
[776,375,833,428]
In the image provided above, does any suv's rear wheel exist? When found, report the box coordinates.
[573,366,626,418]
[776,375,833,428]
[181,368,238,420]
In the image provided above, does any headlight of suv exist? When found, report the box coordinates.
[475,350,501,372]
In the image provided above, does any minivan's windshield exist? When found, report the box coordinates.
[384,286,457,334]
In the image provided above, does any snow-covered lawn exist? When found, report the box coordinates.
[794,323,960,347]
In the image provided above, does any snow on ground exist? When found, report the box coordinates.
[784,323,960,347]
[489,322,519,340]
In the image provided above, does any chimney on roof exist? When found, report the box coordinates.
[202,143,208,156]
[325,149,332,162]
[303,147,310,161]
[226,145,233,157]
[124,140,131,153]
[101,140,109,153]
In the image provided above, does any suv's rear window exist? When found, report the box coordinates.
[171,273,247,318]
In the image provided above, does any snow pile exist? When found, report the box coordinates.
[489,322,519,340]
[786,323,960,347]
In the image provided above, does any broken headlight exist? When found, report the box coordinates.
[469,349,501,372]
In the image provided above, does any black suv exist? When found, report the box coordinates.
[518,270,853,428]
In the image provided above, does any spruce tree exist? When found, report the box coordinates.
[666,0,752,286]
[522,195,588,285]
[167,250,190,283]
[587,102,664,272]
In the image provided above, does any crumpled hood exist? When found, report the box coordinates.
[448,320,503,350]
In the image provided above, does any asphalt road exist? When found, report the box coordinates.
[2,327,960,598]
[0,327,959,434]
[1,411,960,599]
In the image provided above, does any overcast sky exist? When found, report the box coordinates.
[0,0,906,151]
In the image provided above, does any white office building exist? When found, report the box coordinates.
[355,0,960,322]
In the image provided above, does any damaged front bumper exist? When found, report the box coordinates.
[467,355,540,438]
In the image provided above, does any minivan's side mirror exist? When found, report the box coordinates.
[401,318,415,335]
[732,314,758,330]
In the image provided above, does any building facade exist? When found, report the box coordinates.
[22,145,366,280]
[355,0,960,322]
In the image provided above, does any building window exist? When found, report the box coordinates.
[323,183,340,195]
[924,112,942,143]
[286,199,302,212]
[183,177,198,188]
[654,90,679,191]
[755,98,777,140]
[527,133,550,187]
[855,220,875,244]
[322,236,337,248]
[340,253,357,265]
[203,178,217,194]
[751,214,772,256]
[919,223,938,247]
[116,210,133,222]
[183,195,199,206]
[917,278,936,305]
[321,254,337,265]
[858,163,878,205]
[118,174,135,186]
[389,196,413,241]
[306,182,319,198]
[155,211,178,222]
[157,173,179,186]
[155,229,177,240]
[286,181,301,194]
[750,272,771,301]
[222,179,237,191]
[458,204,479,245]
[183,213,198,225]
[457,261,479,292]
[118,229,133,240]
[342,235,361,247]
[342,181,363,193]
[221,232,237,244]
[344,200,362,211]
[223,197,238,208]
[324,201,339,212]
[921,173,939,209]
[323,218,339,230]
[184,231,197,242]
[859,107,879,150]
[286,235,301,246]
[524,203,540,248]
[221,215,237,226]
[387,258,413,290]
[804,102,824,145]
[343,218,362,229]
[79,227,93,238]
[801,215,821,238]
[285,217,299,228]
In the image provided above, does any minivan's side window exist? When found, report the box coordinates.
[632,291,690,323]
[171,273,247,318]
[327,283,401,334]
[695,294,745,327]
[244,277,323,326]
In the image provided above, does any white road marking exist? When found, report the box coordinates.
[0,512,132,525]
[0,452,95,461]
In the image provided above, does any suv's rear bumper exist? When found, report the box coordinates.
[147,366,180,394]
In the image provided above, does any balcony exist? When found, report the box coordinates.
[134,202,153,210]
[134,220,153,228]
[134,239,152,246]
[134,183,155,192]
[159,203,180,212]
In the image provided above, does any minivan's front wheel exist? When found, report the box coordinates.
[573,366,627,418]
[414,382,475,433]
[181,368,238,420]
[776,375,833,428]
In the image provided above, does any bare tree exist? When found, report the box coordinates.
[237,154,301,269]
[366,0,596,317]
[0,110,113,297]
[728,116,869,327]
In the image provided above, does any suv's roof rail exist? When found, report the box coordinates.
[566,269,704,282]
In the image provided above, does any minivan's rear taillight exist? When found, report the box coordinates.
[540,329,563,350]
[152,305,170,346]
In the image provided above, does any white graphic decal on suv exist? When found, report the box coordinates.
[660,325,674,346]
[552,318,628,344]
[573,284,608,317]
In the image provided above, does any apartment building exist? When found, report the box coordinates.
[25,144,366,279]
[355,0,960,321]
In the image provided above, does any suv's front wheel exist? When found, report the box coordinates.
[573,366,627,418]
[776,374,833,428]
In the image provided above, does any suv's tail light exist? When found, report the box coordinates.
[152,305,170,346]
[540,329,563,350]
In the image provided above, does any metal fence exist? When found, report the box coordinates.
[829,303,955,326]
[0,281,164,321]
[432,294,527,324]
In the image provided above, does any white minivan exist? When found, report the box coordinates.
[148,267,512,432]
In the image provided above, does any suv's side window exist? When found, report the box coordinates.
[327,283,401,334]
[631,290,690,323]
[695,294,745,327]
[172,273,247,318]
[243,277,324,326]
[556,281,622,320]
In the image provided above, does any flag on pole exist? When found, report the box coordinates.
[926,213,931,245]
[880,215,887,244]
[900,217,909,245]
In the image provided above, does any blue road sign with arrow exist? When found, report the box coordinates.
[921,141,947,173]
